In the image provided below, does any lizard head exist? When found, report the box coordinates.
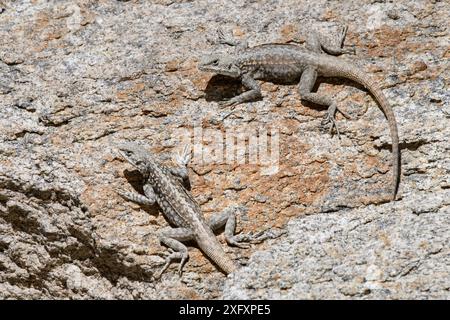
[198,54,241,78]
[115,142,153,175]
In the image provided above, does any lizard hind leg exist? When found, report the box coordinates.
[208,206,284,248]
[298,67,351,139]
[208,206,250,248]
[155,228,193,278]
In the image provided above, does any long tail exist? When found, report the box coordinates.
[325,59,401,200]
[196,229,238,274]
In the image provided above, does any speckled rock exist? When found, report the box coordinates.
[0,0,448,299]
[223,190,450,299]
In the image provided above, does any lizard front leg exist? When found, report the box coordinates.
[298,66,351,138]
[219,74,262,107]
[116,182,156,206]
[155,227,193,278]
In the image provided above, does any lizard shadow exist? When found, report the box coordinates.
[203,74,367,110]
[204,74,303,103]
[204,75,246,102]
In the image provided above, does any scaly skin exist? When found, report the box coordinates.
[199,31,400,201]
[115,143,281,276]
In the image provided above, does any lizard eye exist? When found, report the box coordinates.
[212,59,219,66]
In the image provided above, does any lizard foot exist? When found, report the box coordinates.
[226,234,251,248]
[155,248,189,278]
[218,99,239,108]
[206,28,230,45]
[172,143,192,167]
[342,44,356,55]
[338,25,356,55]
[321,104,352,138]
[216,28,236,46]
[227,229,286,248]
[214,28,248,49]
[245,228,287,244]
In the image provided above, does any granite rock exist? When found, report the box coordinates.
[0,0,448,299]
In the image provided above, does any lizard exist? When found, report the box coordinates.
[114,142,276,277]
[198,26,400,201]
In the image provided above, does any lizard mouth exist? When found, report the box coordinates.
[198,55,240,77]
[113,143,138,167]
[117,149,134,165]
[198,63,240,78]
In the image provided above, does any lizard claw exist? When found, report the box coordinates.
[177,253,188,276]
[216,28,228,44]
[219,99,240,108]
[155,248,172,259]
[218,100,233,107]
[216,28,238,46]
[322,113,341,139]
[227,229,286,247]
[321,104,352,139]
[154,248,188,278]
[334,105,352,120]
[207,28,226,45]
[173,144,192,167]
[247,228,286,244]
[227,234,251,248]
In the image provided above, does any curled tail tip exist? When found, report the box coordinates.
[392,184,399,201]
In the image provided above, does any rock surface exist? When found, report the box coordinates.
[0,0,448,299]
[223,191,450,299]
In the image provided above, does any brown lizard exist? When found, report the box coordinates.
[114,142,279,277]
[198,26,400,201]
